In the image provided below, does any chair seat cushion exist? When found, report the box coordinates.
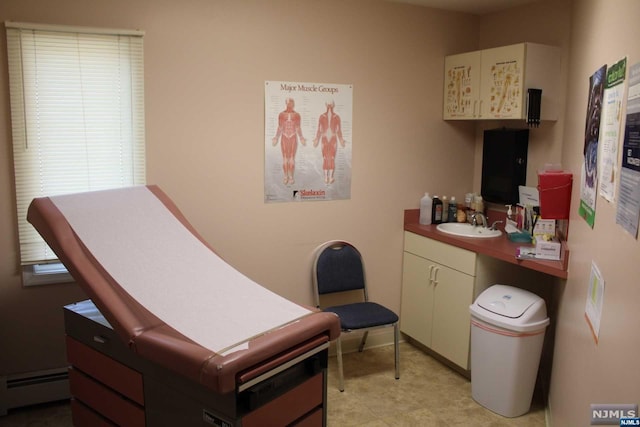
[324,302,398,331]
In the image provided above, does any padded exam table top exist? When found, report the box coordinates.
[27,185,340,393]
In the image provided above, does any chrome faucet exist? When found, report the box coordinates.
[471,212,487,228]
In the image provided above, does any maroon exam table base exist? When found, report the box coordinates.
[64,300,329,426]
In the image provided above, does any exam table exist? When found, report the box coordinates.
[27,185,341,427]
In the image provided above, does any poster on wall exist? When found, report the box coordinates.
[616,62,640,238]
[598,57,627,202]
[264,81,353,203]
[579,65,607,228]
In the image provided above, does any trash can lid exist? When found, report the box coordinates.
[470,285,549,332]
[475,284,544,319]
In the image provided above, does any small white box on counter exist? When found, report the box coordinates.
[535,239,561,260]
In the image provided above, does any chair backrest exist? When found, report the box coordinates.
[313,241,368,307]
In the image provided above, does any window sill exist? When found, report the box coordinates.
[22,263,74,287]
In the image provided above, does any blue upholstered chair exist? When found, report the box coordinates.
[312,240,400,392]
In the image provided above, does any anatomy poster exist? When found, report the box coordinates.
[487,59,522,118]
[264,81,352,203]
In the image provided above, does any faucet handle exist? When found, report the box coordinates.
[490,220,504,230]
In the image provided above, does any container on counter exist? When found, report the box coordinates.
[432,195,443,224]
[419,193,433,225]
[448,196,457,223]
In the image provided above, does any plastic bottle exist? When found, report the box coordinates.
[475,195,484,215]
[432,195,443,224]
[448,196,457,223]
[442,196,449,223]
[419,193,433,225]
[465,192,475,223]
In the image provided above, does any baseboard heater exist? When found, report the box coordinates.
[0,367,70,416]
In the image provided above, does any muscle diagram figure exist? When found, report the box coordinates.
[272,98,306,185]
[313,100,346,184]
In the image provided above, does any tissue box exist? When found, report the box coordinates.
[535,239,561,260]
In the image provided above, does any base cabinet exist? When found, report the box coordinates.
[400,232,478,369]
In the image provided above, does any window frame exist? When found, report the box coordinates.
[5,21,146,285]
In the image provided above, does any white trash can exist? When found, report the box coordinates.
[469,284,549,418]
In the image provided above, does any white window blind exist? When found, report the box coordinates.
[6,22,146,265]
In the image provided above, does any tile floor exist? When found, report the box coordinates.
[0,342,546,426]
[325,342,546,426]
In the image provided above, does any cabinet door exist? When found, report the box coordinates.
[430,262,475,370]
[443,51,481,119]
[479,44,525,119]
[400,251,434,346]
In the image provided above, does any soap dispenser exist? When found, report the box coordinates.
[505,204,519,230]
[505,204,513,221]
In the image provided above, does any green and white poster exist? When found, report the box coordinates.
[579,65,607,227]
[598,58,627,202]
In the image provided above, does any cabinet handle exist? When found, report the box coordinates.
[428,265,435,285]
[432,267,440,286]
[93,335,108,344]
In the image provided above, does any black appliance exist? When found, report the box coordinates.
[481,128,529,205]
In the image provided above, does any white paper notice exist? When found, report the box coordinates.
[584,261,605,344]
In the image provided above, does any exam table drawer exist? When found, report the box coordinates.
[242,372,323,426]
[71,397,117,426]
[69,367,145,427]
[66,336,144,405]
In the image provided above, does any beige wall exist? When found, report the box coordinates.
[546,1,640,425]
[2,1,637,425]
[0,0,478,373]
[474,0,572,190]
[478,2,640,425]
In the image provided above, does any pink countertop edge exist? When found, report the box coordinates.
[403,209,568,280]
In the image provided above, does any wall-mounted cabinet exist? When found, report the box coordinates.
[443,42,561,121]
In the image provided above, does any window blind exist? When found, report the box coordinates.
[6,22,146,265]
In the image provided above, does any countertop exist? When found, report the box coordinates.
[404,209,568,279]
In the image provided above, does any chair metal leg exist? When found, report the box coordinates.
[358,330,369,352]
[336,335,345,392]
[394,323,400,380]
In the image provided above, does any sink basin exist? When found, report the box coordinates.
[436,222,502,238]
